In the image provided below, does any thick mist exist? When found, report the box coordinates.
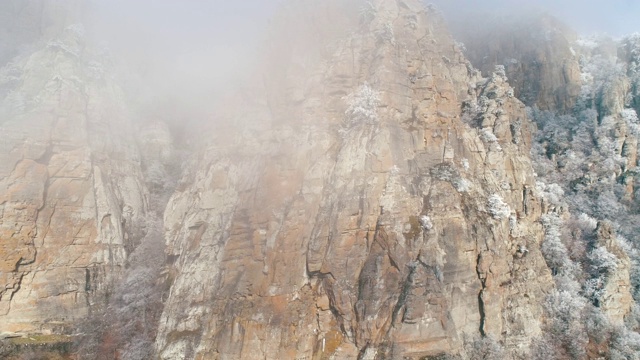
[75,0,640,127]
[82,0,280,129]
[429,0,640,37]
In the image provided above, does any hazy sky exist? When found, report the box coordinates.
[89,1,278,79]
[88,0,640,68]
[429,0,640,37]
[85,0,282,114]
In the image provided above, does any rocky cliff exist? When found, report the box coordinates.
[2,0,640,359]
[0,22,147,335]
[155,1,553,358]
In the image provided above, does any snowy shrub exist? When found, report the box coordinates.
[453,177,471,193]
[461,100,481,125]
[596,190,624,219]
[506,88,514,97]
[622,108,639,123]
[510,118,522,143]
[461,158,469,171]
[588,246,619,275]
[584,305,612,343]
[537,181,565,207]
[454,41,466,52]
[466,336,505,360]
[430,163,470,193]
[358,1,376,25]
[577,213,598,231]
[494,64,507,80]
[541,213,574,274]
[530,336,559,360]
[609,327,640,360]
[543,290,589,359]
[430,163,458,182]
[480,128,498,143]
[67,23,86,38]
[480,128,503,151]
[419,215,433,230]
[576,36,599,49]
[626,304,640,331]
[47,39,80,57]
[343,83,380,126]
[376,22,395,45]
[487,194,510,219]
[554,273,582,295]
[583,277,605,302]
[622,108,640,135]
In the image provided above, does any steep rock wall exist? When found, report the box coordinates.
[156,1,553,359]
[0,24,147,334]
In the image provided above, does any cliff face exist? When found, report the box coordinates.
[0,23,147,334]
[155,1,552,358]
[3,1,639,359]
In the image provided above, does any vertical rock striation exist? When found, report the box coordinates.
[156,1,553,358]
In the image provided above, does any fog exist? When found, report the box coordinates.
[81,0,639,106]
[428,0,640,37]
[82,0,281,125]
[68,0,640,127]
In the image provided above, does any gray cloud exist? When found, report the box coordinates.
[428,0,640,37]
[80,0,282,122]
[79,0,639,121]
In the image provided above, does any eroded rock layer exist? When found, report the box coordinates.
[156,1,553,358]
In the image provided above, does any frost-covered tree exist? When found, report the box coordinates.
[528,35,640,358]
[465,336,505,360]
[74,219,166,360]
[343,83,380,126]
[541,290,589,359]
[609,327,640,360]
[540,213,577,275]
[487,194,510,219]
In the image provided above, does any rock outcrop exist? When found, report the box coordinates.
[0,23,147,334]
[594,222,633,325]
[155,1,553,358]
